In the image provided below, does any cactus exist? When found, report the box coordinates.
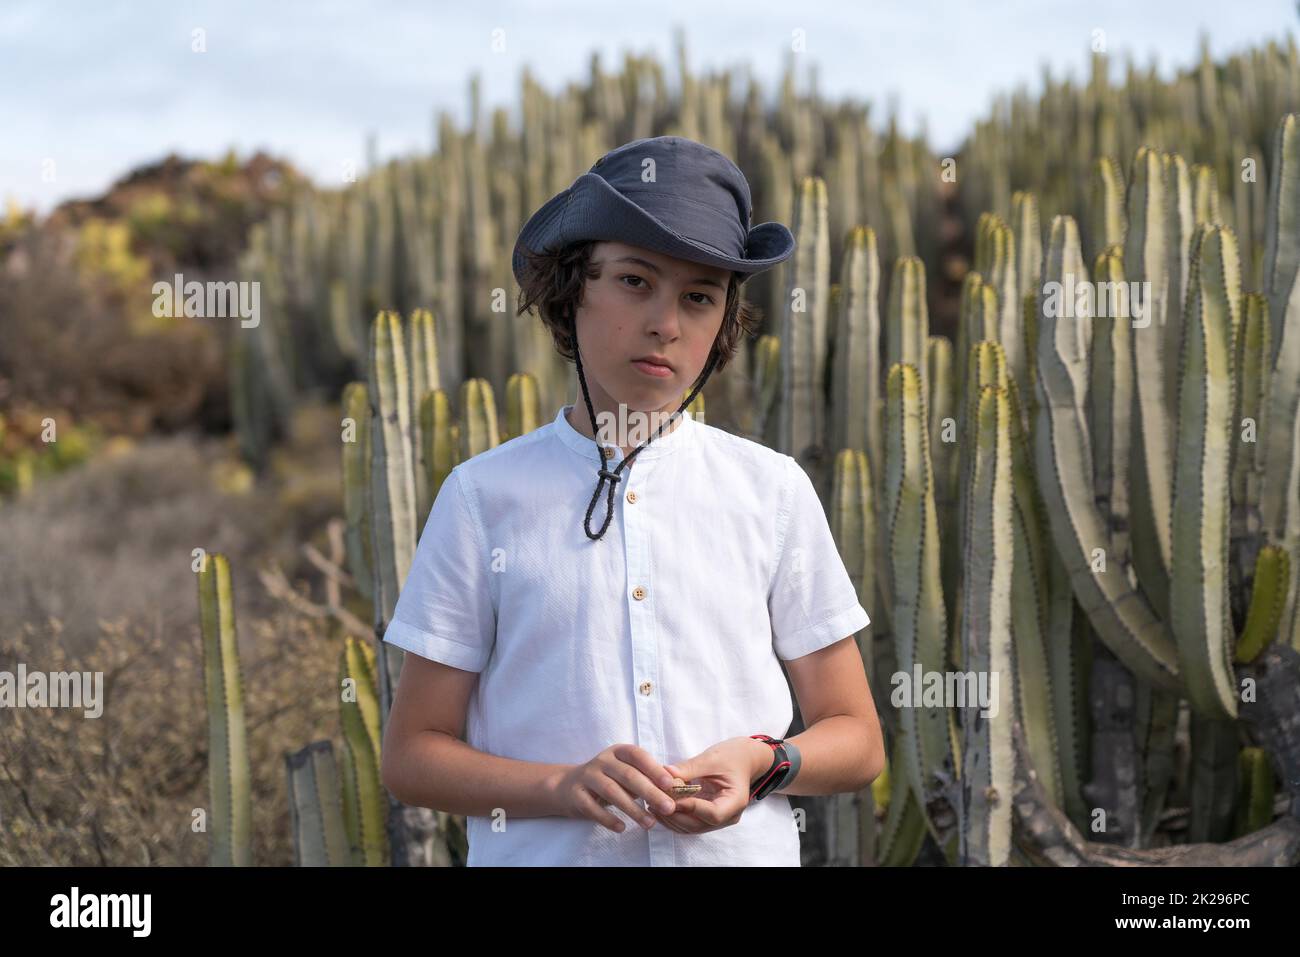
[197,552,252,866]
[831,226,883,478]
[754,334,781,449]
[1260,114,1300,649]
[1125,147,1175,622]
[368,310,417,719]
[956,384,1015,867]
[504,371,542,442]
[883,362,956,846]
[1035,213,1180,690]
[1087,245,1134,568]
[1233,747,1276,837]
[1235,545,1292,663]
[286,741,351,867]
[339,636,389,866]
[885,257,929,386]
[458,378,500,461]
[780,177,830,464]
[406,308,441,522]
[829,447,877,865]
[1230,293,1271,600]
[341,382,373,601]
[1088,156,1126,261]
[420,389,456,511]
[1170,224,1240,721]
[877,757,927,867]
[1010,191,1042,304]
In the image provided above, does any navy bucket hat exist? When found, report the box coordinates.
[511,135,795,286]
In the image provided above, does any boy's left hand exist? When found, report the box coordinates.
[648,736,767,834]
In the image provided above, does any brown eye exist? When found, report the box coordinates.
[620,274,647,289]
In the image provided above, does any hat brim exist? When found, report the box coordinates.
[512,171,794,286]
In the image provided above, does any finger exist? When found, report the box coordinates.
[649,809,692,833]
[611,764,679,816]
[577,786,629,834]
[615,744,679,792]
[593,779,659,831]
[651,808,708,833]
[671,796,733,826]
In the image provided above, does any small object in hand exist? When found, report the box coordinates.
[670,776,702,796]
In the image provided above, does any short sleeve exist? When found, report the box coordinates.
[382,468,496,672]
[768,455,871,660]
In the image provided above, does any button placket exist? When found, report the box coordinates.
[621,456,674,865]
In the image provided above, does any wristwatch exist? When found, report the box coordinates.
[749,733,801,802]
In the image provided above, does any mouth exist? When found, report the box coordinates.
[631,357,674,378]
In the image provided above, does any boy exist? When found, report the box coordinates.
[380,135,884,866]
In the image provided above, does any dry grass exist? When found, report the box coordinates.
[0,609,344,866]
[0,420,364,865]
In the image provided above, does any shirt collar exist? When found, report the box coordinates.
[552,403,696,461]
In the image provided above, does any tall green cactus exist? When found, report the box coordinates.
[368,310,417,721]
[420,388,456,510]
[829,447,877,865]
[780,176,830,463]
[341,381,373,601]
[754,334,781,449]
[831,226,882,478]
[458,378,500,460]
[1230,293,1271,595]
[1010,190,1042,304]
[1125,147,1175,622]
[1035,213,1180,690]
[1088,156,1126,261]
[286,741,351,867]
[1170,224,1241,721]
[504,371,542,442]
[339,636,388,866]
[956,384,1015,867]
[406,308,441,523]
[885,257,929,386]
[197,552,252,867]
[883,361,956,847]
[1260,114,1300,649]
[1087,245,1134,569]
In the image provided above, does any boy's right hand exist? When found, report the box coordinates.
[554,744,680,833]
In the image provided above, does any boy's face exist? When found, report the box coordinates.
[573,240,730,429]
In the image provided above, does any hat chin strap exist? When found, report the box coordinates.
[575,344,718,541]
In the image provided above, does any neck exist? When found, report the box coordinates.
[566,402,683,459]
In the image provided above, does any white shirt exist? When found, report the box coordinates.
[382,403,870,866]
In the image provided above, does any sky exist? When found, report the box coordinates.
[2,0,1297,216]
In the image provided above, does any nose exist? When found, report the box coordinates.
[643,289,684,342]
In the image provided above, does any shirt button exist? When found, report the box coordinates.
[639,681,653,695]
[626,490,637,504]
[633,586,646,600]
[602,447,614,459]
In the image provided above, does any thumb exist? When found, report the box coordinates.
[665,760,691,780]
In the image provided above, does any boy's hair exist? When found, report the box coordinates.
[515,240,761,381]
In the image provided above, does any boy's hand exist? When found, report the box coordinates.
[554,743,680,833]
[649,736,772,834]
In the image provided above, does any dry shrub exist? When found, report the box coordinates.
[0,432,289,650]
[0,605,346,866]
[0,228,227,436]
